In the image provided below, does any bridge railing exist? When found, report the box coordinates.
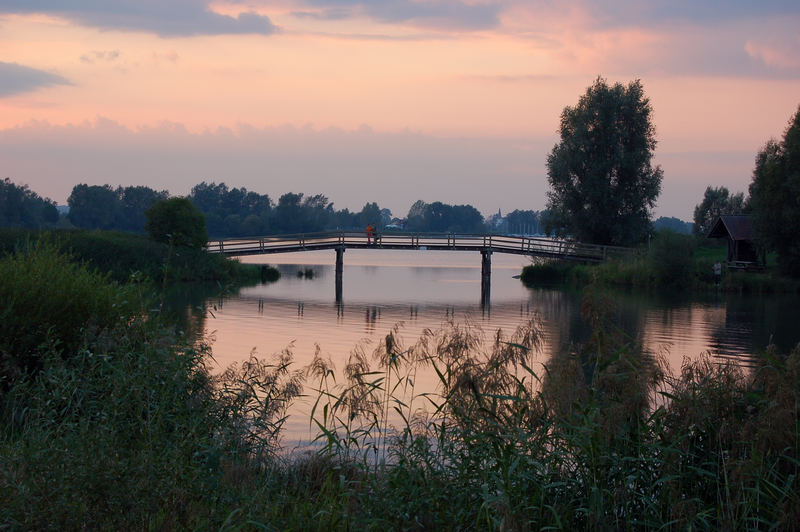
[206,231,635,261]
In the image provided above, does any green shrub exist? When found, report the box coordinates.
[648,229,696,288]
[520,261,574,283]
[0,243,132,383]
[145,197,208,249]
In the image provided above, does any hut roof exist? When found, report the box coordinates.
[707,215,755,241]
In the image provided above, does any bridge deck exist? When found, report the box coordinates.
[206,231,633,262]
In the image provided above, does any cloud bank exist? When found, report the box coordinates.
[301,0,501,30]
[0,1,277,36]
[0,62,71,97]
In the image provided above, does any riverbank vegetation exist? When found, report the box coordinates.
[521,230,800,294]
[2,244,798,529]
[0,228,276,284]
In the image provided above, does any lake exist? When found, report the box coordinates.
[176,249,800,448]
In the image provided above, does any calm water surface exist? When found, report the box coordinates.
[181,249,800,446]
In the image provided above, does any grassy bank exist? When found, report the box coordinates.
[521,232,800,294]
[0,228,278,284]
[2,245,798,529]
[0,244,295,528]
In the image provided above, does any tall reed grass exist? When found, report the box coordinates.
[290,289,799,530]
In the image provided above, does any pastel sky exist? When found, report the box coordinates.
[1,1,799,220]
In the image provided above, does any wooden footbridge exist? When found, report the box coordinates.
[206,231,633,304]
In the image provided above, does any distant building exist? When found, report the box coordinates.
[384,218,406,231]
[486,209,507,232]
[706,215,765,270]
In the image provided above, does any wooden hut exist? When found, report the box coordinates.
[706,215,765,270]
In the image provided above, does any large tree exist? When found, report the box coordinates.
[67,183,167,232]
[545,78,663,246]
[749,105,800,276]
[358,202,382,228]
[67,184,119,229]
[0,178,59,228]
[692,186,746,236]
[189,181,271,237]
[505,209,540,235]
[117,185,169,232]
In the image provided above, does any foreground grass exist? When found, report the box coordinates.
[0,245,297,529]
[2,246,798,530]
[0,227,278,284]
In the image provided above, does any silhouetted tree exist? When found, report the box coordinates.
[545,77,662,246]
[66,183,167,232]
[692,186,746,236]
[406,200,428,231]
[449,204,484,233]
[331,208,359,229]
[189,181,271,237]
[0,178,58,228]
[145,197,208,249]
[116,185,169,232]
[653,216,692,234]
[404,201,485,233]
[359,202,382,228]
[272,193,304,233]
[505,209,540,235]
[749,105,800,276]
[302,194,333,232]
[67,184,119,229]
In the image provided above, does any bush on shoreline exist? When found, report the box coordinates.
[521,232,800,294]
[0,228,277,284]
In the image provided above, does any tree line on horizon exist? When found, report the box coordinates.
[1,178,554,237]
[0,176,691,238]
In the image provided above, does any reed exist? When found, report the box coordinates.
[291,289,799,530]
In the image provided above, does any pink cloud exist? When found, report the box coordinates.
[745,39,800,70]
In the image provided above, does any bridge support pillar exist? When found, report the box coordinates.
[481,249,491,308]
[335,246,345,303]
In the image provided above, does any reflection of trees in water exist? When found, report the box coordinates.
[276,263,330,280]
[166,278,799,377]
[539,289,665,437]
[160,282,248,346]
[524,286,591,364]
[364,306,381,332]
[714,294,800,358]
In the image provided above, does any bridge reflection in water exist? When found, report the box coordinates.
[206,231,633,306]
